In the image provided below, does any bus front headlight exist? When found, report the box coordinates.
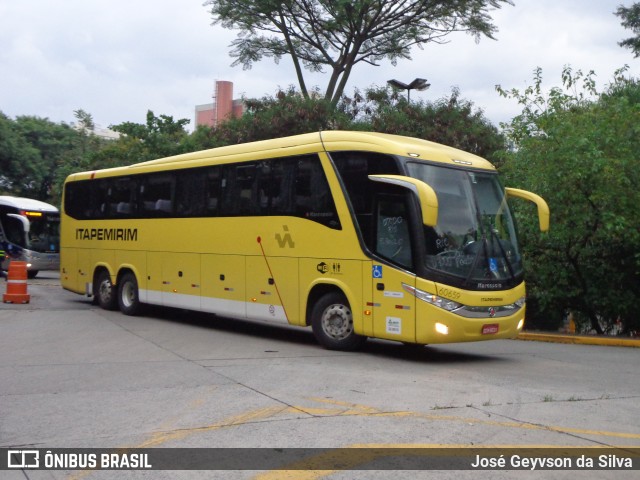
[402,284,462,312]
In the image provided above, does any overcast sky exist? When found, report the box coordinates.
[1,0,638,131]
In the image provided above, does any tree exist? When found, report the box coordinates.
[341,85,505,162]
[92,110,192,168]
[0,112,42,197]
[192,85,505,157]
[616,2,640,58]
[498,67,640,335]
[206,0,513,104]
[50,110,111,204]
[0,113,81,202]
[210,87,353,145]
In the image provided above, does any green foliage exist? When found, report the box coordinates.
[0,112,80,203]
[210,87,353,145]
[498,66,640,335]
[205,0,513,103]
[50,110,111,204]
[341,86,505,162]
[192,85,504,158]
[616,2,640,58]
[106,110,191,163]
[0,112,41,197]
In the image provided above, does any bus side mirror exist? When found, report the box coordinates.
[7,213,30,234]
[505,188,550,232]
[368,175,438,227]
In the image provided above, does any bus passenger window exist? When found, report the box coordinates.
[176,169,206,217]
[294,156,340,229]
[141,174,174,217]
[109,178,136,218]
[221,164,260,216]
[205,167,222,216]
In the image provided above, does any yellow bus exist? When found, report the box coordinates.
[61,131,549,350]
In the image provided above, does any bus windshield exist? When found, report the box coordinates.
[406,162,522,288]
[27,213,60,253]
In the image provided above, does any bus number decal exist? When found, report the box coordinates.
[438,287,461,301]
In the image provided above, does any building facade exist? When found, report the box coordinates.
[195,80,244,128]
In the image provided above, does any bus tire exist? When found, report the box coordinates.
[311,292,365,351]
[95,270,118,310]
[27,270,39,279]
[118,272,142,316]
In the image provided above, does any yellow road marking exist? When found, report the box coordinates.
[67,395,640,479]
[138,405,287,448]
[304,397,640,440]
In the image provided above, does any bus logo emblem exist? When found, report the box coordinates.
[275,225,295,248]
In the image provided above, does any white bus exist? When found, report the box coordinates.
[0,196,60,278]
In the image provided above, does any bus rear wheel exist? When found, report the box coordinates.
[95,270,117,310]
[311,292,365,351]
[118,272,142,316]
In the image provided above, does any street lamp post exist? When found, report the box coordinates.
[387,78,431,102]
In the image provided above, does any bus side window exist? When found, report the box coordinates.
[175,169,206,217]
[221,164,260,216]
[141,174,174,217]
[65,180,105,220]
[374,194,413,270]
[294,155,340,229]
[109,177,137,218]
[331,151,401,241]
[260,158,295,216]
[205,167,222,216]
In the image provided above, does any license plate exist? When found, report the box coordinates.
[482,323,499,335]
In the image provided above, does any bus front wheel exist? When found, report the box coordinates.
[311,292,365,351]
[118,272,142,316]
[95,270,118,310]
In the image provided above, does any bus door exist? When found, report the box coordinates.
[370,193,417,343]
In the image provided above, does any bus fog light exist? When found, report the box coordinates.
[435,323,449,335]
[517,318,524,330]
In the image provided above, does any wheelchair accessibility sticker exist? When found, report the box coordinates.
[372,265,383,278]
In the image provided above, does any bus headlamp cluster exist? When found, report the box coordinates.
[402,284,462,311]
[402,283,526,318]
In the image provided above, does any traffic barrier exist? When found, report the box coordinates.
[3,261,30,304]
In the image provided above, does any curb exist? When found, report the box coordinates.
[517,332,640,348]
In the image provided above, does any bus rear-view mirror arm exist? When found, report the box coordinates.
[505,187,550,232]
[368,174,438,227]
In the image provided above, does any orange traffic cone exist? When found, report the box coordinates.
[3,261,30,304]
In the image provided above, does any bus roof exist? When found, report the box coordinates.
[66,131,495,181]
[0,196,59,212]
